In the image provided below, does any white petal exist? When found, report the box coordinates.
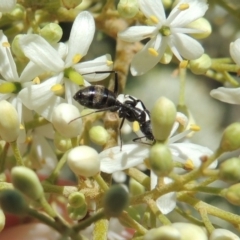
[0,30,19,81]
[156,192,176,214]
[230,38,240,66]
[35,124,55,139]
[20,34,64,72]
[65,11,95,67]
[99,144,150,173]
[74,54,113,82]
[168,0,208,27]
[210,228,240,240]
[171,33,204,60]
[139,0,166,22]
[118,26,156,42]
[0,0,16,12]
[64,78,80,105]
[210,87,240,104]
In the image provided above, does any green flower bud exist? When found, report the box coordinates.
[159,47,173,64]
[11,166,44,201]
[129,178,145,196]
[117,0,139,18]
[39,23,63,44]
[0,189,28,215]
[149,143,173,177]
[189,54,212,75]
[8,4,25,21]
[0,208,5,232]
[0,100,20,142]
[61,0,82,9]
[12,34,27,60]
[151,97,176,141]
[67,146,100,177]
[53,131,72,152]
[89,126,109,146]
[187,18,212,39]
[219,123,240,152]
[144,226,181,240]
[219,158,240,183]
[67,203,88,221]
[103,185,129,217]
[222,183,240,206]
[68,192,85,208]
[125,206,141,224]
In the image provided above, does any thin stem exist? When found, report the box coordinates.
[10,141,24,166]
[178,67,186,106]
[0,142,9,173]
[199,208,215,234]
[93,173,109,192]
[71,137,78,148]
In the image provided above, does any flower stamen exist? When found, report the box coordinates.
[149,15,159,24]
[33,77,40,84]
[2,42,10,48]
[51,84,64,96]
[133,121,140,132]
[72,54,82,64]
[178,3,189,11]
[184,158,194,170]
[148,48,159,57]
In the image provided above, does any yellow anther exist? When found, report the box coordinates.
[179,60,188,68]
[33,77,40,84]
[106,60,113,66]
[0,82,17,93]
[19,124,25,130]
[184,159,194,170]
[25,136,32,144]
[51,84,64,96]
[178,3,189,10]
[2,42,10,47]
[148,48,159,57]
[133,121,140,132]
[149,15,159,24]
[143,158,151,169]
[190,124,201,132]
[72,54,82,64]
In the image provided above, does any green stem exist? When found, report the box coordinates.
[10,141,24,166]
[71,137,78,148]
[222,71,239,86]
[0,142,9,173]
[39,195,56,218]
[93,173,109,192]
[25,117,49,131]
[178,67,186,106]
[199,208,215,234]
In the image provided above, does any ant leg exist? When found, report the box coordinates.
[119,117,126,151]
[127,96,148,110]
[132,136,153,146]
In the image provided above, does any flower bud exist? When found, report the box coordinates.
[219,158,240,183]
[0,189,28,215]
[52,103,82,138]
[61,0,82,9]
[210,228,239,240]
[222,183,240,206]
[144,226,181,240]
[187,18,212,39]
[89,126,109,146]
[39,23,63,44]
[219,122,240,152]
[0,100,20,142]
[11,166,44,201]
[12,34,27,60]
[53,131,72,152]
[103,185,129,217]
[68,192,85,208]
[0,208,5,232]
[67,203,88,221]
[8,4,25,20]
[189,54,212,75]
[149,143,173,177]
[67,146,100,177]
[117,0,139,18]
[129,178,145,196]
[151,97,176,141]
[230,39,240,66]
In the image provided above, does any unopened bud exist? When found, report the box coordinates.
[219,122,240,152]
[39,23,63,44]
[0,189,28,215]
[53,131,72,152]
[11,166,44,201]
[67,146,100,177]
[68,192,85,208]
[61,0,82,9]
[149,143,173,176]
[210,228,240,240]
[67,203,88,220]
[230,39,240,66]
[187,18,212,39]
[89,126,109,146]
[151,97,176,141]
[0,208,5,232]
[129,178,145,196]
[189,54,212,75]
[8,4,25,20]
[222,183,240,206]
[219,158,240,183]
[117,0,139,18]
[144,226,181,240]
[103,185,129,217]
[0,100,20,142]
[52,103,82,138]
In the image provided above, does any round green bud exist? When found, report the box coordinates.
[89,126,109,146]
[219,123,240,152]
[222,183,240,206]
[12,34,27,60]
[0,208,5,232]
[0,189,28,215]
[53,131,72,152]
[61,0,82,9]
[144,226,181,240]
[103,185,129,217]
[11,166,44,201]
[39,23,63,44]
[129,178,145,196]
[68,192,85,208]
[67,203,88,221]
[219,158,240,183]
[189,54,212,75]
[187,18,212,39]
[149,143,173,177]
[117,0,139,18]
[67,146,100,177]
[8,4,25,21]
[151,97,176,141]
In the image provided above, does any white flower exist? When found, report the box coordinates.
[18,11,112,121]
[210,229,240,240]
[0,0,16,14]
[230,38,240,66]
[99,114,217,214]
[118,0,207,75]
